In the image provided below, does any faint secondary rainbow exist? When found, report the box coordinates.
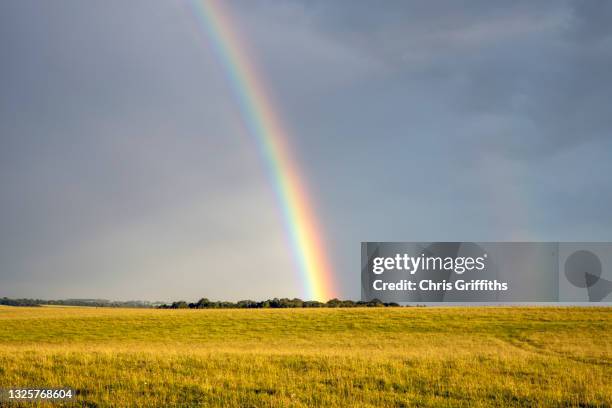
[187,0,335,301]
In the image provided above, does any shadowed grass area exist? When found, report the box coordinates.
[0,306,610,407]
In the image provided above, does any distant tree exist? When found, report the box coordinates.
[366,298,385,307]
[194,298,211,309]
[303,301,324,308]
[236,300,257,308]
[290,298,304,308]
[0,297,42,307]
[171,301,189,309]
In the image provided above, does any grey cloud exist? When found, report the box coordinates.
[271,0,611,159]
[570,0,612,42]
[1,0,611,300]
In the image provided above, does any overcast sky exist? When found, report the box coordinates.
[1,0,611,301]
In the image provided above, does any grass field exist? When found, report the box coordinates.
[0,306,610,407]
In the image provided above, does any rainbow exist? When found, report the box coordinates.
[187,0,336,301]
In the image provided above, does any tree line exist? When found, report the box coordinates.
[0,297,159,308]
[158,298,401,309]
[1,296,405,309]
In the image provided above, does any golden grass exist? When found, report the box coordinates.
[0,306,610,407]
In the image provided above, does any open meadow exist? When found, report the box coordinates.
[0,306,610,407]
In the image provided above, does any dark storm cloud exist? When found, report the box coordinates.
[281,0,612,158]
[238,0,612,295]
